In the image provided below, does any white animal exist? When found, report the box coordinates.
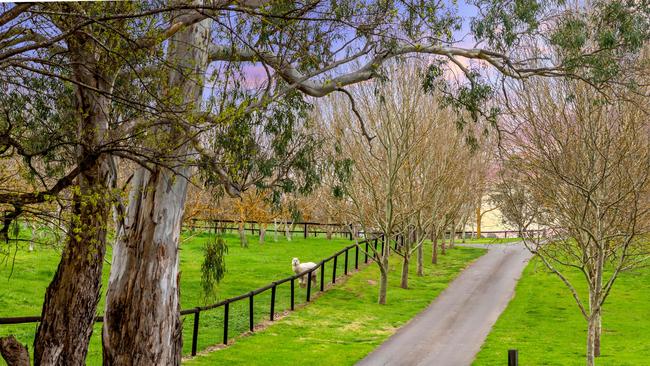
[291,258,318,288]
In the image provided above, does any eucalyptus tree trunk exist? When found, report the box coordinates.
[34,41,114,366]
[102,9,211,366]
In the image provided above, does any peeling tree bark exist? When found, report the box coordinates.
[102,5,211,365]
[34,39,114,366]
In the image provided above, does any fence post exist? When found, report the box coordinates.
[249,292,254,332]
[344,248,349,275]
[290,278,295,310]
[355,245,359,269]
[191,308,200,356]
[508,349,518,366]
[270,283,277,321]
[332,255,338,284]
[223,302,230,345]
[304,223,308,239]
[306,271,312,302]
[320,261,325,291]
[365,241,369,263]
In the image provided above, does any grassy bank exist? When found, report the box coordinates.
[185,245,486,366]
[0,231,354,365]
[473,257,650,365]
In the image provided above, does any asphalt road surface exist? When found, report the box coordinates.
[356,243,533,366]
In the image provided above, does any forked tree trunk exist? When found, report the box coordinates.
[102,8,211,366]
[34,42,114,366]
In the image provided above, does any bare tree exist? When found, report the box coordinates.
[496,77,650,366]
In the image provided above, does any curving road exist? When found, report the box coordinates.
[356,243,533,366]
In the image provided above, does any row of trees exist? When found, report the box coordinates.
[318,63,491,304]
[0,1,647,365]
[491,51,650,365]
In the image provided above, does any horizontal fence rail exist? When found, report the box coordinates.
[0,234,385,357]
[183,218,542,240]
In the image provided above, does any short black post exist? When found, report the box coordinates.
[306,272,312,302]
[374,239,378,259]
[320,262,325,291]
[508,349,518,366]
[304,223,308,239]
[332,255,338,284]
[249,293,254,331]
[364,242,369,263]
[191,308,200,356]
[270,283,277,321]
[355,245,359,269]
[223,302,230,345]
[344,249,349,275]
[290,278,295,310]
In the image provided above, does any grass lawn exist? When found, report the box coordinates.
[184,245,486,366]
[0,229,356,365]
[473,257,650,365]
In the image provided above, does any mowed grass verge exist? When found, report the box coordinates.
[185,245,486,366]
[0,230,355,365]
[473,257,650,365]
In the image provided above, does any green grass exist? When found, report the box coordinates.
[0,229,356,365]
[473,257,650,365]
[185,245,486,366]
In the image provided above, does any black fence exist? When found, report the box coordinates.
[184,218,357,240]
[184,218,542,241]
[0,234,389,358]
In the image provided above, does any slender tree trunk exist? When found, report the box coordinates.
[259,224,266,244]
[400,255,410,289]
[238,221,248,248]
[326,224,332,240]
[34,43,114,366]
[476,206,481,239]
[586,315,597,366]
[103,8,211,366]
[431,230,438,264]
[378,265,388,305]
[441,231,447,255]
[416,233,423,276]
[449,221,456,248]
[594,309,601,357]
[285,220,292,241]
[273,219,278,242]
